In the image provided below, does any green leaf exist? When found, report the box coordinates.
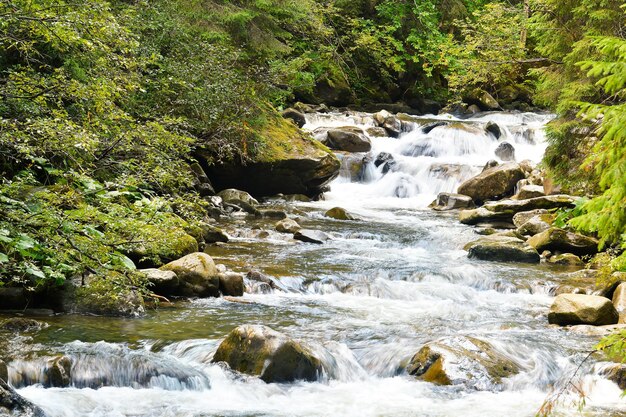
[0,253,8,263]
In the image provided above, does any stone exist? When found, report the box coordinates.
[513,209,550,227]
[275,218,301,234]
[160,253,220,298]
[212,325,322,383]
[464,89,501,111]
[547,253,584,267]
[482,160,499,172]
[457,163,525,203]
[421,121,448,134]
[459,207,514,226]
[0,288,28,310]
[325,207,357,220]
[326,127,372,152]
[516,185,545,200]
[407,336,519,390]
[527,228,599,256]
[602,364,626,390]
[0,360,7,383]
[0,318,47,333]
[485,122,502,139]
[219,273,245,297]
[260,210,288,220]
[0,378,48,417]
[189,162,215,196]
[612,283,626,323]
[225,199,261,217]
[366,127,387,137]
[217,189,259,206]
[281,108,306,128]
[466,104,482,114]
[44,356,72,388]
[464,236,540,263]
[294,230,330,244]
[548,294,619,326]
[494,142,515,161]
[200,224,229,243]
[373,152,397,174]
[382,116,402,138]
[246,271,279,290]
[430,193,475,211]
[141,268,180,296]
[483,195,576,214]
[516,214,554,237]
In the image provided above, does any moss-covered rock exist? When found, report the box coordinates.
[464,236,540,263]
[457,163,525,203]
[0,378,48,417]
[483,195,576,213]
[459,207,514,226]
[516,214,554,236]
[407,336,520,390]
[325,207,357,220]
[512,209,550,227]
[44,356,72,388]
[212,325,322,383]
[547,253,584,267]
[548,294,619,326]
[71,273,146,317]
[217,189,259,206]
[0,318,47,333]
[160,252,220,298]
[218,273,244,297]
[527,227,599,256]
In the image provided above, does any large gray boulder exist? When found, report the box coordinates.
[459,207,514,226]
[515,185,545,200]
[217,189,259,206]
[527,228,599,256]
[494,142,515,161]
[218,273,244,297]
[275,218,301,234]
[160,253,220,297]
[548,294,619,326]
[1,378,48,416]
[464,236,540,263]
[407,336,520,390]
[483,195,576,214]
[512,209,550,228]
[212,325,322,383]
[141,269,179,296]
[516,214,553,237]
[457,163,525,203]
[326,127,372,152]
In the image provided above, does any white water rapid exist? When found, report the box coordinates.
[6,110,626,417]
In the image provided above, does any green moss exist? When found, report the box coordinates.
[73,272,146,316]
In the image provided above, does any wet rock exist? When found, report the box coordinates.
[0,288,28,310]
[483,195,576,214]
[219,273,245,297]
[459,208,514,226]
[44,356,72,388]
[0,378,48,417]
[464,89,501,111]
[516,214,554,237]
[601,364,626,390]
[494,142,515,161]
[516,185,545,200]
[160,253,220,298]
[547,253,584,267]
[0,360,7,383]
[141,268,180,296]
[246,271,279,290]
[457,163,525,203]
[407,336,520,390]
[275,218,301,234]
[548,294,618,326]
[485,122,502,139]
[325,207,357,221]
[482,160,499,172]
[218,189,259,206]
[366,127,388,137]
[326,127,372,152]
[294,229,330,244]
[373,152,397,174]
[612,283,626,323]
[421,121,448,134]
[189,162,215,197]
[528,228,599,256]
[0,318,47,333]
[212,325,322,383]
[512,209,550,228]
[430,193,475,211]
[466,104,482,114]
[464,236,540,263]
[200,224,229,243]
[260,210,288,220]
[382,117,402,138]
[282,108,306,128]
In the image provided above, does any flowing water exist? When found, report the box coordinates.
[4,110,626,417]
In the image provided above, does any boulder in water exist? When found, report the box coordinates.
[325,207,357,220]
[494,142,515,161]
[275,218,301,234]
[407,336,520,390]
[457,162,525,203]
[516,214,553,236]
[281,108,306,128]
[485,122,502,139]
[217,189,259,206]
[430,193,475,211]
[366,127,388,137]
[374,152,397,174]
[294,229,330,244]
[44,356,72,388]
[260,210,288,220]
[482,160,499,172]
[464,89,501,111]
[219,273,245,297]
[200,224,229,243]
[142,268,180,296]
[160,253,220,298]
[464,236,540,263]
[326,127,372,152]
[483,195,576,213]
[0,318,47,333]
[459,207,514,226]
[422,121,448,134]
[548,294,618,326]
[0,360,7,383]
[0,378,48,416]
[212,325,322,383]
[546,253,584,267]
[527,228,599,256]
[513,209,550,227]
